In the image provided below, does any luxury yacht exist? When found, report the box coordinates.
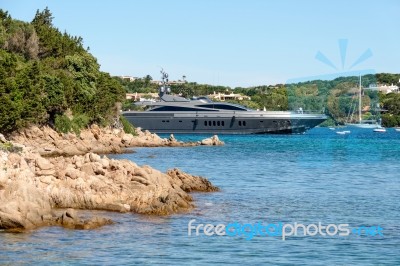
[123,71,327,134]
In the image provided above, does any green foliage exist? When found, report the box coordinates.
[54,113,89,134]
[380,92,400,127]
[120,115,137,135]
[376,73,400,85]
[381,114,400,128]
[0,141,23,153]
[0,8,125,134]
[54,114,71,133]
[318,117,336,127]
[71,113,89,134]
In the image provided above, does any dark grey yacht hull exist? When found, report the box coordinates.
[123,111,326,134]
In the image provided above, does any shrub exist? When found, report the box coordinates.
[71,113,89,134]
[120,115,136,135]
[54,114,71,133]
[0,142,23,153]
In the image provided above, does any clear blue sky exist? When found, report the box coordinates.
[2,0,399,87]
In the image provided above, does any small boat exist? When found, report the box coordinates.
[329,127,336,130]
[345,76,379,129]
[336,130,350,135]
[373,127,386,133]
[395,127,400,132]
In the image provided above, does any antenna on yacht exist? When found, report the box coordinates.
[159,68,171,99]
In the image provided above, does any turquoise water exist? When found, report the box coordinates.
[1,128,400,265]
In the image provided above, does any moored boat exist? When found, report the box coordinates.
[373,127,386,133]
[123,70,327,134]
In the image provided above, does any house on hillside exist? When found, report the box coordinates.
[208,91,251,101]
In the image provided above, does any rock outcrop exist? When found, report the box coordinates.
[0,136,219,230]
[9,126,224,156]
[200,135,224,146]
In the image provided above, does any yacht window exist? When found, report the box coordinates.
[217,121,220,126]
[222,121,225,126]
[213,121,216,126]
[239,121,242,126]
[198,104,248,111]
[150,106,212,112]
[204,121,207,126]
[243,121,246,126]
[208,121,212,126]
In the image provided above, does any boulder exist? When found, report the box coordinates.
[89,153,101,163]
[201,135,224,146]
[100,158,110,169]
[92,162,106,175]
[0,181,52,230]
[169,134,177,142]
[65,167,81,179]
[73,216,113,230]
[0,133,6,143]
[40,175,53,184]
[122,134,134,144]
[79,163,94,176]
[36,157,54,170]
[36,169,56,177]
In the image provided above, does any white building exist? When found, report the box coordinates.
[119,76,138,82]
[208,91,251,101]
[366,83,399,94]
[126,92,159,101]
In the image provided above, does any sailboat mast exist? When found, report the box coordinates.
[359,75,362,124]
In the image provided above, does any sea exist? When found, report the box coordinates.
[1,128,399,265]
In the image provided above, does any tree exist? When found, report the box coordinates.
[144,75,152,87]
[31,7,53,27]
[0,8,126,134]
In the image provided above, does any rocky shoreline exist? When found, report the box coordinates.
[10,125,224,157]
[0,126,221,231]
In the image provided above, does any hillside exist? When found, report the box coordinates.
[233,74,400,127]
[120,73,400,127]
[0,8,125,135]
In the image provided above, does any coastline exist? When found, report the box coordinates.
[9,125,224,157]
[0,126,222,231]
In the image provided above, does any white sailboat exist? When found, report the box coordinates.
[373,127,386,133]
[345,75,378,128]
[373,118,386,133]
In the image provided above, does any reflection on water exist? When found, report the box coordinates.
[1,128,400,265]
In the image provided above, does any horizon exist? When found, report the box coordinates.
[138,71,398,89]
[2,0,400,87]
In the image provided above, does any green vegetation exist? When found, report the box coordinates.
[54,113,90,134]
[120,115,136,136]
[0,141,23,153]
[380,93,400,127]
[233,74,400,127]
[2,8,399,133]
[117,75,158,94]
[0,8,125,134]
[54,114,72,134]
[120,71,400,127]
